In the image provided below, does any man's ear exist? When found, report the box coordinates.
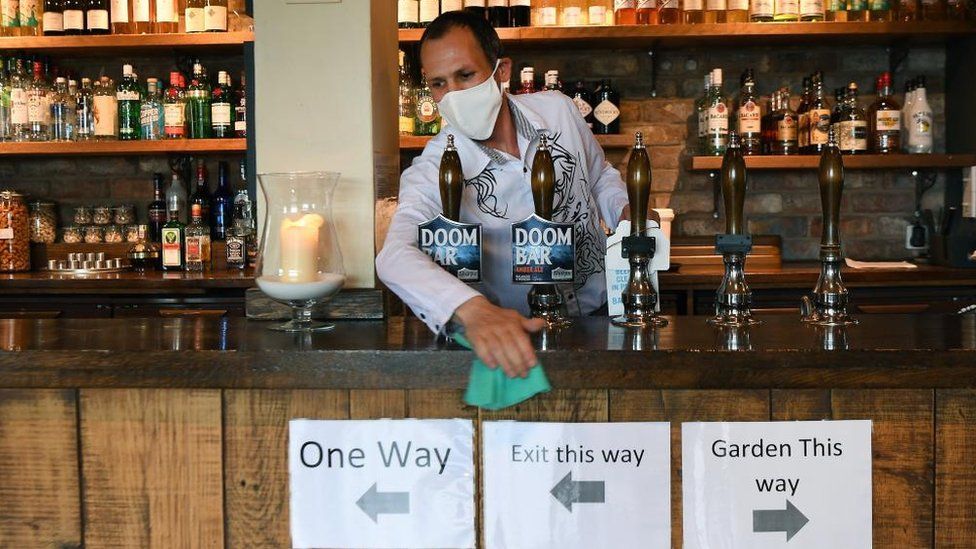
[496,57,513,88]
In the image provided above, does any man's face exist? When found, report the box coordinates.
[420,26,509,103]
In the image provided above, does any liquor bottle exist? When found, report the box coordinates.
[696,73,710,154]
[50,76,72,141]
[75,76,94,140]
[233,165,257,265]
[727,0,749,20]
[163,71,186,139]
[906,76,932,153]
[826,0,847,18]
[233,72,246,138]
[561,0,587,24]
[165,172,188,223]
[211,70,233,138]
[464,0,487,19]
[62,0,83,33]
[160,204,185,271]
[8,60,27,142]
[773,0,799,19]
[750,0,775,18]
[413,75,440,136]
[86,0,109,34]
[771,88,798,155]
[131,0,148,32]
[42,0,62,34]
[185,0,205,32]
[1,0,19,36]
[593,79,620,135]
[153,0,177,32]
[398,0,419,28]
[110,0,131,33]
[847,0,868,20]
[184,204,211,271]
[534,0,558,24]
[660,0,681,22]
[705,0,726,22]
[186,63,212,139]
[683,0,704,22]
[869,0,892,19]
[147,173,167,243]
[736,71,762,155]
[919,0,945,18]
[868,72,900,154]
[838,82,867,155]
[489,0,512,26]
[18,0,39,35]
[636,0,658,24]
[705,70,729,155]
[93,76,117,140]
[0,60,10,141]
[511,0,531,25]
[806,74,831,154]
[571,81,594,129]
[796,75,811,153]
[26,61,49,141]
[587,0,614,24]
[901,78,915,142]
[517,66,535,94]
[615,0,637,22]
[204,0,227,32]
[225,216,247,270]
[398,51,415,135]
[140,77,164,140]
[190,160,212,223]
[117,64,141,141]
[800,0,825,19]
[419,0,438,26]
[211,161,233,240]
[543,70,562,92]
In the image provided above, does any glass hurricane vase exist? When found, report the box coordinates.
[255,171,346,332]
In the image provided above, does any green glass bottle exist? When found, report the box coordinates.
[160,204,186,271]
[186,62,212,139]
[413,76,441,137]
[117,64,142,141]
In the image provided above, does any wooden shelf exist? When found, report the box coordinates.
[400,133,632,151]
[0,139,246,156]
[0,31,254,54]
[689,153,976,171]
[399,21,976,48]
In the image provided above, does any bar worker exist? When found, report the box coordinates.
[377,11,642,379]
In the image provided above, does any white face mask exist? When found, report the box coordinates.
[435,60,503,141]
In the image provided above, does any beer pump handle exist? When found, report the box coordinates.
[439,135,464,222]
[721,131,747,235]
[818,127,845,250]
[531,134,557,220]
[627,132,652,236]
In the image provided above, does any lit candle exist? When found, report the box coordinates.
[279,213,324,283]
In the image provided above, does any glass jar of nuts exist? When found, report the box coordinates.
[0,190,30,272]
[84,226,104,244]
[62,225,83,244]
[92,206,112,225]
[113,204,136,225]
[104,225,124,243]
[73,205,93,225]
[125,224,143,243]
[29,200,58,244]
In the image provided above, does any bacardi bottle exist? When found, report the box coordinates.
[705,69,729,156]
[771,88,798,155]
[736,71,762,155]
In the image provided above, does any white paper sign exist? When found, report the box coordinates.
[483,422,671,549]
[605,219,670,317]
[682,420,872,549]
[289,419,476,549]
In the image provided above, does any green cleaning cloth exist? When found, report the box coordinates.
[454,332,551,410]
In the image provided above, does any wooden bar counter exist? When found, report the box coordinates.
[1,315,975,547]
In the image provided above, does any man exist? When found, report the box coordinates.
[377,11,631,379]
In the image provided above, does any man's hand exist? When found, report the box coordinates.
[453,296,546,378]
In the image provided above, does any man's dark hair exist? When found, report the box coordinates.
[419,10,503,67]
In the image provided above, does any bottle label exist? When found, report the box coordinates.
[809,108,831,145]
[161,229,182,266]
[399,115,415,134]
[573,96,593,119]
[156,0,177,22]
[204,5,227,30]
[839,120,868,151]
[63,9,84,30]
[800,0,824,14]
[117,90,140,101]
[420,0,440,21]
[684,0,704,10]
[19,0,37,27]
[707,103,729,134]
[164,103,185,134]
[226,237,246,264]
[729,0,749,9]
[563,6,583,24]
[798,113,809,148]
[751,0,774,15]
[42,11,62,31]
[776,0,799,13]
[869,0,889,8]
[417,97,438,123]
[10,89,27,125]
[111,0,130,22]
[875,110,900,132]
[212,103,232,126]
[615,0,636,8]
[141,105,161,133]
[185,236,201,262]
[539,6,557,24]
[589,6,607,21]
[27,91,44,124]
[777,115,797,141]
[87,9,108,29]
[737,100,761,134]
[133,0,151,22]
[1,1,18,27]
[185,7,205,31]
[912,110,933,136]
[93,95,118,136]
[707,0,727,9]
[594,100,620,126]
[235,106,246,131]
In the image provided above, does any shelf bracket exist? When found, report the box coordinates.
[648,48,658,98]
[709,170,720,219]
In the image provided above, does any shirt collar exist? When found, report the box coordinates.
[450,95,551,179]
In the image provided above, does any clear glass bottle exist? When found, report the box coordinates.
[705,69,729,156]
[110,0,131,33]
[165,172,188,224]
[727,0,750,20]
[26,61,49,142]
[413,75,440,136]
[0,59,10,141]
[868,72,901,154]
[696,72,711,155]
[773,0,799,19]
[93,76,117,141]
[153,0,177,32]
[117,63,141,141]
[683,0,704,21]
[705,0,727,22]
[398,51,415,135]
[736,70,762,155]
[131,0,149,33]
[533,0,559,25]
[140,77,164,140]
[163,71,186,139]
[838,82,868,155]
[586,0,614,24]
[9,59,28,142]
[186,63,212,139]
[75,76,94,140]
[49,76,73,141]
[184,203,211,271]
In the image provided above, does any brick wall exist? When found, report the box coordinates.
[509,43,948,260]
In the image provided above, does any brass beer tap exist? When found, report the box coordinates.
[527,134,570,327]
[612,131,667,328]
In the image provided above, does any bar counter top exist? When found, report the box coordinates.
[1,314,974,390]
[0,268,256,292]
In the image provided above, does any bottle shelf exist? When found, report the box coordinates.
[399,22,975,48]
[0,31,254,54]
[689,153,976,171]
[0,139,247,156]
[400,133,633,151]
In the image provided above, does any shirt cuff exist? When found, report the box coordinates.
[410,283,482,335]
